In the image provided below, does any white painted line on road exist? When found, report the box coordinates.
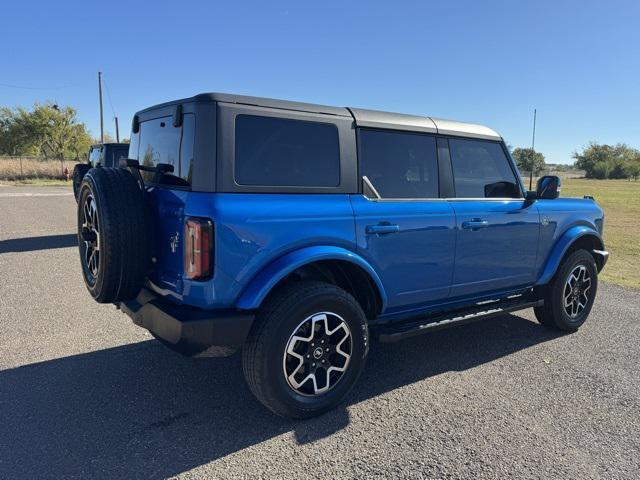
[0,192,74,198]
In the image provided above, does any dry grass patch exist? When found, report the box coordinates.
[0,157,77,181]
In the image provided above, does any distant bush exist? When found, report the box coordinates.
[573,143,640,180]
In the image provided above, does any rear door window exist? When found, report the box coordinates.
[359,129,439,199]
[449,139,520,198]
[136,114,195,187]
[234,115,340,187]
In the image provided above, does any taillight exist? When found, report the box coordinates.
[184,217,213,280]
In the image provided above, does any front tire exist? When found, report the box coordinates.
[242,281,369,419]
[534,249,598,332]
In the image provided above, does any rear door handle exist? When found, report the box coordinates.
[366,223,400,235]
[462,219,489,230]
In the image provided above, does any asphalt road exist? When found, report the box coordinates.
[1,185,639,479]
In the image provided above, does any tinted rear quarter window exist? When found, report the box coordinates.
[359,129,438,199]
[449,139,520,198]
[234,115,340,187]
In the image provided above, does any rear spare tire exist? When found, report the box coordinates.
[77,167,149,303]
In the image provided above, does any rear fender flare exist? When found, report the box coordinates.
[235,246,387,311]
[536,225,604,285]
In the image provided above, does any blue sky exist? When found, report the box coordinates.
[1,0,638,164]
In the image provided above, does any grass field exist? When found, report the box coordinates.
[561,178,640,288]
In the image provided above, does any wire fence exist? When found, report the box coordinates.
[518,169,586,183]
[0,156,79,181]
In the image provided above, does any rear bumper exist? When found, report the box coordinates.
[118,288,254,357]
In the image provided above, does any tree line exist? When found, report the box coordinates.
[572,143,640,180]
[0,102,95,160]
[2,102,639,179]
[511,144,640,181]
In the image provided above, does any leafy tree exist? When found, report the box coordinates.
[97,133,116,144]
[512,147,546,174]
[0,102,93,159]
[0,107,24,155]
[627,161,640,181]
[592,161,611,179]
[92,134,129,145]
[573,142,640,179]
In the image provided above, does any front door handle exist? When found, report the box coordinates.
[366,223,400,235]
[462,219,489,230]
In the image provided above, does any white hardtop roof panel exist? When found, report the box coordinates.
[348,108,438,134]
[430,117,501,141]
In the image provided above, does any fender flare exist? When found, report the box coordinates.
[536,225,604,285]
[235,246,388,311]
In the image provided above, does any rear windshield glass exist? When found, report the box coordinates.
[105,146,129,167]
[132,113,195,187]
[234,115,340,187]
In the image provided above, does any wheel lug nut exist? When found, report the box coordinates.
[321,340,324,344]
[312,363,316,367]
[306,354,310,358]
[326,348,329,352]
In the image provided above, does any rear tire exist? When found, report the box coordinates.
[534,249,598,332]
[77,167,149,303]
[242,281,369,419]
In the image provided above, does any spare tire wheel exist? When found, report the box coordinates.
[77,167,149,303]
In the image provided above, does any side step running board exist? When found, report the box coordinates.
[376,298,543,343]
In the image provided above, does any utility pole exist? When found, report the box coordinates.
[114,116,120,143]
[98,71,104,144]
[529,108,537,190]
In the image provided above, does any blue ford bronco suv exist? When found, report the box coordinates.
[77,93,608,418]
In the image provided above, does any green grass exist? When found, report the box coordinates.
[561,178,640,289]
[0,178,72,186]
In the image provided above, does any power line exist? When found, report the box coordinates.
[101,74,117,118]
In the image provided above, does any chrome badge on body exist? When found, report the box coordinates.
[169,232,180,253]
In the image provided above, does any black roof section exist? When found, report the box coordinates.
[135,92,502,140]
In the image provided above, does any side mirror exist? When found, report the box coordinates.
[536,175,561,199]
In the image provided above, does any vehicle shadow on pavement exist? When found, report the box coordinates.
[0,233,77,254]
[0,314,561,479]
